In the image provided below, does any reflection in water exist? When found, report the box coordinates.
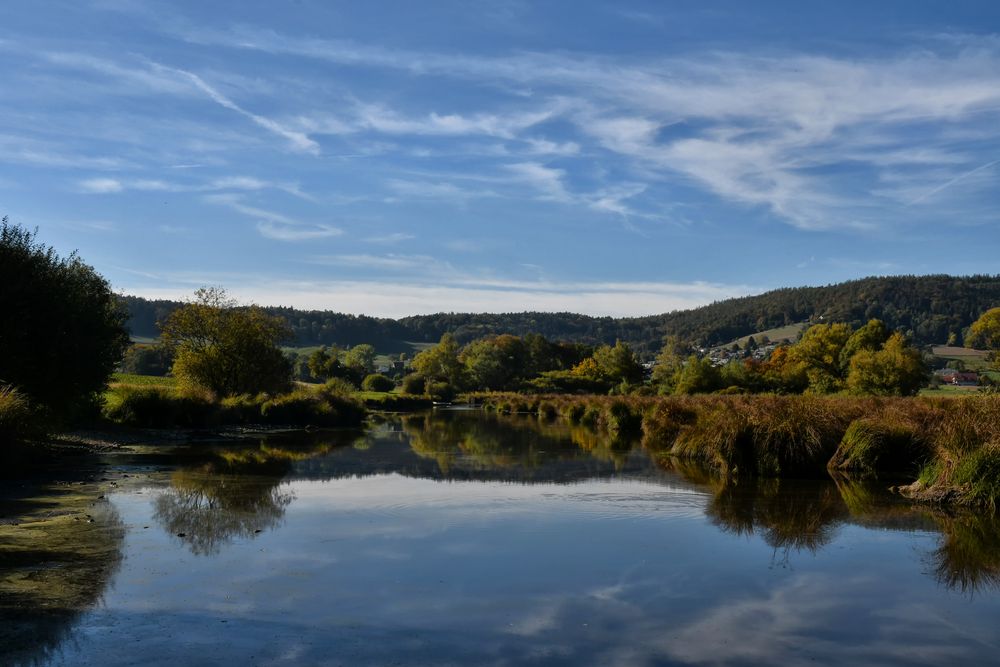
[0,487,124,666]
[705,476,848,553]
[5,410,1000,665]
[154,433,357,556]
[154,463,293,556]
[931,512,1000,594]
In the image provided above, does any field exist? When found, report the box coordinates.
[731,322,807,348]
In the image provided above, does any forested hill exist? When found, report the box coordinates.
[123,274,1000,358]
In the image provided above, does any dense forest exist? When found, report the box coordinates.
[123,275,1000,357]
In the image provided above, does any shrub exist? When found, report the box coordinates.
[401,374,426,395]
[425,381,455,401]
[102,385,218,428]
[603,400,643,436]
[829,416,927,475]
[323,377,357,397]
[0,385,41,447]
[361,374,395,393]
[951,443,1000,510]
[260,388,365,427]
[0,218,130,419]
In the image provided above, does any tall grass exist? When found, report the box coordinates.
[469,391,1000,507]
[0,385,42,447]
[103,380,365,429]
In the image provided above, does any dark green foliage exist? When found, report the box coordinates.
[120,344,173,376]
[123,275,1000,356]
[259,389,364,427]
[360,393,434,411]
[0,218,130,418]
[103,386,218,429]
[425,381,455,401]
[361,373,395,392]
[401,373,426,395]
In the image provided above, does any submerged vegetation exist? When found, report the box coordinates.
[469,392,1000,508]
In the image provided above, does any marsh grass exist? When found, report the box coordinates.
[0,385,42,449]
[470,392,1000,507]
[103,380,365,429]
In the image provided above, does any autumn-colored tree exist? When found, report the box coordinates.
[968,307,1000,367]
[846,333,927,396]
[160,287,292,396]
[790,322,852,393]
[839,319,890,371]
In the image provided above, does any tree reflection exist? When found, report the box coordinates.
[154,434,348,556]
[401,411,639,478]
[705,476,849,553]
[0,488,124,666]
[931,512,1000,594]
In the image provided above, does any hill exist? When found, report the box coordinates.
[122,274,1000,358]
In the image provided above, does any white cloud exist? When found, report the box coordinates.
[119,275,757,318]
[78,177,124,193]
[205,194,342,241]
[155,64,321,155]
[181,27,1000,230]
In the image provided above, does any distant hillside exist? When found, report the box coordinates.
[122,275,1000,358]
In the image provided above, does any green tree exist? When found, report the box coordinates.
[839,319,889,371]
[651,335,690,393]
[790,322,852,393]
[343,344,377,375]
[673,356,722,395]
[591,340,644,385]
[160,287,292,396]
[0,218,129,418]
[846,333,927,396]
[411,333,465,387]
[461,334,529,391]
[361,373,395,392]
[968,308,1000,366]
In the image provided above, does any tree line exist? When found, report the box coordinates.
[121,274,1000,357]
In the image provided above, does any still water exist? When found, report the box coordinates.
[3,409,1000,666]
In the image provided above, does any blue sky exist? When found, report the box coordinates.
[2,1,999,316]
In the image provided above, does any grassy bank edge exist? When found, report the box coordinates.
[464,391,1000,509]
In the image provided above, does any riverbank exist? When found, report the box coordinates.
[466,392,1000,509]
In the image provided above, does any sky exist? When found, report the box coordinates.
[2,0,999,317]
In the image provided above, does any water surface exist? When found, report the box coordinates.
[3,410,1000,666]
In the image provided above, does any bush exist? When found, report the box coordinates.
[102,385,218,428]
[323,377,358,397]
[0,218,130,419]
[425,381,455,401]
[362,374,395,392]
[260,389,365,427]
[401,374,426,395]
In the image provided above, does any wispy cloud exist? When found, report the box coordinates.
[363,232,416,244]
[179,26,1000,230]
[205,194,342,241]
[76,174,314,199]
[78,177,124,193]
[151,63,321,155]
